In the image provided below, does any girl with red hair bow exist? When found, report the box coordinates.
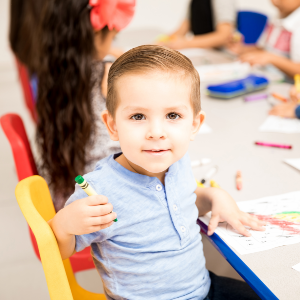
[36,0,135,211]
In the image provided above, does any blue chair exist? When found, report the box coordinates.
[237,11,268,44]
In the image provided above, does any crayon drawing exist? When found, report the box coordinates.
[199,191,300,255]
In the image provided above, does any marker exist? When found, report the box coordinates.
[210,180,220,188]
[244,93,268,102]
[294,74,300,93]
[255,141,292,149]
[200,166,218,184]
[196,179,205,188]
[271,93,288,103]
[75,175,117,222]
[236,170,242,190]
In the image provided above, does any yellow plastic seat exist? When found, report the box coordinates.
[15,175,106,300]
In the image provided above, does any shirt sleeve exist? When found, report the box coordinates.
[65,180,112,252]
[295,105,300,119]
[213,0,236,26]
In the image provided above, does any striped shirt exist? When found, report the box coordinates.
[65,152,210,300]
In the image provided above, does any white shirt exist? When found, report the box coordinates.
[259,6,300,62]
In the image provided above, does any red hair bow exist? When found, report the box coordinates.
[89,0,135,31]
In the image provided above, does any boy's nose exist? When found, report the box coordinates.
[146,122,167,140]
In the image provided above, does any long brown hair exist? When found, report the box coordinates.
[9,0,44,74]
[36,0,101,198]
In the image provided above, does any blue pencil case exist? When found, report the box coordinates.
[206,75,269,99]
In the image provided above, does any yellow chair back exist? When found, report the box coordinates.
[15,175,105,300]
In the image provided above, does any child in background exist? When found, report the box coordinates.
[49,45,265,300]
[36,0,135,211]
[269,86,300,118]
[231,0,300,79]
[158,0,236,50]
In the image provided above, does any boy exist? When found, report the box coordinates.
[230,0,300,79]
[49,45,265,300]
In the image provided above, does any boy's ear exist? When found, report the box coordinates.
[101,110,119,141]
[190,110,206,141]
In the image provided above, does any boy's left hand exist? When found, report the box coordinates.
[207,189,266,237]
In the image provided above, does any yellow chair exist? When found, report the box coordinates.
[15,175,106,300]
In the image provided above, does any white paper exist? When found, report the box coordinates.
[199,191,300,255]
[259,116,300,133]
[284,158,300,171]
[179,48,207,57]
[198,123,212,134]
[292,262,300,272]
[195,62,250,83]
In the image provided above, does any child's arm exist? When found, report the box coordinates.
[160,23,233,50]
[48,195,116,260]
[240,51,300,78]
[170,19,190,38]
[195,187,266,237]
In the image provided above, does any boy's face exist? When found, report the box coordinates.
[271,0,300,17]
[103,72,204,175]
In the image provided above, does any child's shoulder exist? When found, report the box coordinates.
[65,154,120,207]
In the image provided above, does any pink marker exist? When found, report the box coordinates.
[255,141,292,149]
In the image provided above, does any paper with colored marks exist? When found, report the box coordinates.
[199,191,300,255]
[198,123,212,134]
[284,158,300,172]
[259,116,300,133]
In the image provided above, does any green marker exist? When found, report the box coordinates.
[75,175,117,222]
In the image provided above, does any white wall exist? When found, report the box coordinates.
[124,0,278,34]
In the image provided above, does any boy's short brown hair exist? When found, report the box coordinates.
[106,45,200,116]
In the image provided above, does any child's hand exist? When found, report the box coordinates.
[240,50,274,66]
[207,189,266,237]
[269,102,297,118]
[290,86,300,104]
[57,195,116,236]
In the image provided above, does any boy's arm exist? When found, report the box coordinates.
[195,187,266,237]
[48,195,116,260]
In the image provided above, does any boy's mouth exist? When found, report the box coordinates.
[143,149,170,156]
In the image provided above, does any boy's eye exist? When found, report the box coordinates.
[167,113,180,120]
[131,114,145,120]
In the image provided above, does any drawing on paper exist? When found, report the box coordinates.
[199,191,300,255]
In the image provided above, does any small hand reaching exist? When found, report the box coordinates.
[207,189,267,237]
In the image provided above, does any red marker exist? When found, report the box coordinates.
[255,141,292,149]
[236,171,242,191]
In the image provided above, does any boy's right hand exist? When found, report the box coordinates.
[58,195,116,236]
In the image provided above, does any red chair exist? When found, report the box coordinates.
[15,59,38,123]
[0,113,95,273]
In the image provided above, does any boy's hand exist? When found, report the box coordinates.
[57,195,116,236]
[207,189,266,237]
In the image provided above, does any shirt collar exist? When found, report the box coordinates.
[282,6,300,31]
[106,152,179,188]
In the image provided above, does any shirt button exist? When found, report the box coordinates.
[181,226,186,233]
[156,184,162,191]
[173,205,178,211]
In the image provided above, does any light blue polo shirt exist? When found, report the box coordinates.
[65,152,210,300]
